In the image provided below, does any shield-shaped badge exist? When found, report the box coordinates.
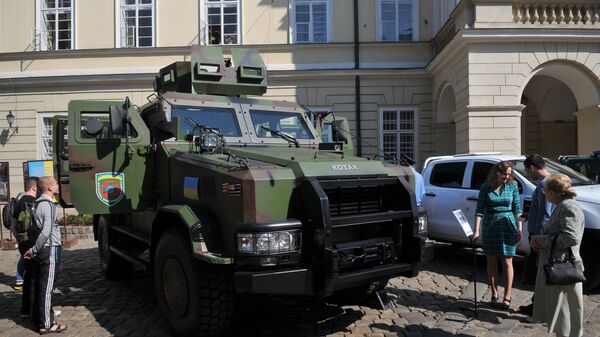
[95,172,125,206]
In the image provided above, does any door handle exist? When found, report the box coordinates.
[70,162,95,172]
[425,192,436,197]
[466,196,478,201]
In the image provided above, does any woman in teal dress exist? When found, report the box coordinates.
[473,161,523,309]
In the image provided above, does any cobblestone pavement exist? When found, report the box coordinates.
[1,240,599,337]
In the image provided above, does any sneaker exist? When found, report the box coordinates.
[14,282,23,291]
[519,303,533,316]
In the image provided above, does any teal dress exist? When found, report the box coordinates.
[475,182,522,256]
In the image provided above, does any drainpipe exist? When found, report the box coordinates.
[354,0,362,157]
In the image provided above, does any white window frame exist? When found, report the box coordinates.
[35,0,75,51]
[39,112,67,160]
[376,0,419,42]
[115,0,156,48]
[201,0,242,45]
[289,0,332,44]
[379,107,418,164]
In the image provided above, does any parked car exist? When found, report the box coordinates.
[421,153,600,291]
[557,151,600,183]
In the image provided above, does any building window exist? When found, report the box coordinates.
[291,0,331,43]
[118,0,155,48]
[39,113,66,160]
[204,0,240,45]
[37,0,74,50]
[380,108,417,163]
[377,0,418,41]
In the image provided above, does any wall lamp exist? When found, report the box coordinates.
[6,110,17,133]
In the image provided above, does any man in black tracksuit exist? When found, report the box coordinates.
[13,177,38,320]
[24,176,66,334]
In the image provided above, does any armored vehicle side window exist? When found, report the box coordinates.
[250,110,314,139]
[80,111,138,139]
[171,106,241,137]
[430,162,466,188]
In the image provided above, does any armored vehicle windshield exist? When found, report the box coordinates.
[250,110,314,140]
[172,105,242,137]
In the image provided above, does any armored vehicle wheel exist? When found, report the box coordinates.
[98,215,131,279]
[154,228,234,337]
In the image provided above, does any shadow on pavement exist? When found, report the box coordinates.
[0,241,538,336]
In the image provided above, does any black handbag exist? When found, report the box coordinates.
[543,235,586,286]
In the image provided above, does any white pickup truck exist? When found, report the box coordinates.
[421,153,600,291]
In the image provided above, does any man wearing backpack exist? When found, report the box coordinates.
[23,176,66,334]
[13,177,38,319]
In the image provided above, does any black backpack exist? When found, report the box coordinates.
[2,197,17,230]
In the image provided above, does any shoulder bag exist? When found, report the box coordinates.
[543,235,586,286]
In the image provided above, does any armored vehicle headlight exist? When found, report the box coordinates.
[237,230,302,255]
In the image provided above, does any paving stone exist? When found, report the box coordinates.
[1,240,599,336]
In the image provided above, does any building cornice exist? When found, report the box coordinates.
[0,41,430,62]
[427,28,600,74]
[0,67,430,91]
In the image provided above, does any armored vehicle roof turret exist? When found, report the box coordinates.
[154,46,267,96]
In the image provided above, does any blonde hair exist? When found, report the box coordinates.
[545,174,577,199]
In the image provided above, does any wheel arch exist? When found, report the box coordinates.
[151,205,233,265]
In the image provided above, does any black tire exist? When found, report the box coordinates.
[581,230,600,292]
[154,228,234,337]
[97,215,131,279]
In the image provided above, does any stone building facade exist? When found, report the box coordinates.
[0,0,599,199]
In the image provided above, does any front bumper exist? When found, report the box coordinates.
[233,175,425,296]
[233,262,414,295]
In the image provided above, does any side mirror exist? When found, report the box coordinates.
[109,105,125,135]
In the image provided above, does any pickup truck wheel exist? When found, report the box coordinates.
[98,215,131,279]
[582,229,600,292]
[154,228,234,337]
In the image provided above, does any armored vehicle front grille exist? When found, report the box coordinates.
[322,185,384,216]
[317,176,401,217]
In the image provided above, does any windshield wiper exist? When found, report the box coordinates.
[260,125,299,148]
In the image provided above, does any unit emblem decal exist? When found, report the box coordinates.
[95,172,125,206]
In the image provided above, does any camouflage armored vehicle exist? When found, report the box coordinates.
[53,45,426,337]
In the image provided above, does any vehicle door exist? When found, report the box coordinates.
[422,160,468,242]
[464,159,532,253]
[461,160,495,241]
[67,100,152,214]
[52,116,71,207]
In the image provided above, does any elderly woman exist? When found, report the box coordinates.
[530,174,585,337]
[473,161,522,309]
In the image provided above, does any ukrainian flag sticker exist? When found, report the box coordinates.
[184,177,200,200]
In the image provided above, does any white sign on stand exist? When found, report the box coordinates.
[452,208,478,318]
[453,209,473,237]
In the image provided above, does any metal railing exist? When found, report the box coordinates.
[513,2,600,25]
